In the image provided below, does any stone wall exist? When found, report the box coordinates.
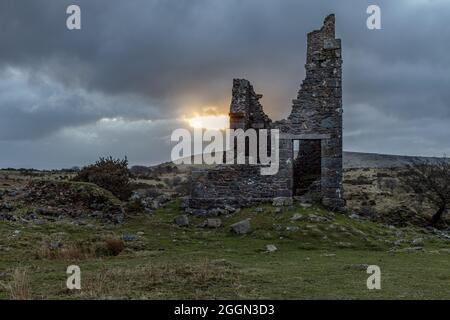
[187,14,345,211]
[188,164,290,209]
[275,14,344,209]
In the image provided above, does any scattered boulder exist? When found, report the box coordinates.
[180,197,189,209]
[290,213,304,221]
[224,205,237,213]
[336,241,353,248]
[0,213,17,222]
[174,215,190,227]
[307,214,329,222]
[185,208,208,216]
[265,244,278,253]
[202,218,222,228]
[26,212,38,220]
[344,264,369,271]
[0,203,14,212]
[411,238,424,246]
[122,234,139,241]
[102,211,124,224]
[130,190,171,212]
[230,219,251,235]
[8,190,18,197]
[272,197,293,207]
[36,207,60,217]
[321,253,336,257]
[209,208,228,216]
[155,194,171,207]
[294,195,313,204]
[48,240,63,250]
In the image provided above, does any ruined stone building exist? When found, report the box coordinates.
[188,14,344,210]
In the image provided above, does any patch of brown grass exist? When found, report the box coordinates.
[34,244,94,260]
[72,259,242,299]
[34,239,125,260]
[0,268,31,300]
[104,238,125,256]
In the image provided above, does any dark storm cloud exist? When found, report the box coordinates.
[0,0,449,167]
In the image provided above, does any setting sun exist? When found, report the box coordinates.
[187,115,229,130]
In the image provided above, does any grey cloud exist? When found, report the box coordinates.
[0,118,184,169]
[0,68,162,140]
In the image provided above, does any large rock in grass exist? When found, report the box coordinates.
[174,215,189,227]
[266,244,278,253]
[0,203,14,212]
[272,197,293,207]
[0,213,17,222]
[290,213,304,221]
[307,214,329,222]
[230,219,251,235]
[203,218,222,228]
[208,208,228,216]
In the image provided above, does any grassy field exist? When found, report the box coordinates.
[1,200,449,299]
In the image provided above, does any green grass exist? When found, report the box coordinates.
[0,201,449,299]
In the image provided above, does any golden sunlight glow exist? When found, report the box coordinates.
[187,115,229,130]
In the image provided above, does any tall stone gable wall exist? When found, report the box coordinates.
[188,14,344,210]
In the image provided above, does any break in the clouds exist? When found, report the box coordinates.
[0,0,449,168]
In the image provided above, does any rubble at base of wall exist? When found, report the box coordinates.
[184,197,346,216]
[184,197,273,215]
[322,197,347,213]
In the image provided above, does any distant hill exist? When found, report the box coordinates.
[130,151,448,174]
[343,151,447,169]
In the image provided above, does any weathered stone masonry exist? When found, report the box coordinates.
[188,14,345,210]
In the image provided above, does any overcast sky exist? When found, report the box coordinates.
[0,0,449,169]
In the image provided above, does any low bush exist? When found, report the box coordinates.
[74,157,132,200]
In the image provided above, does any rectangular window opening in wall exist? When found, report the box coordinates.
[292,139,322,196]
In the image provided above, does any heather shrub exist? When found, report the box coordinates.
[74,156,132,200]
[103,238,125,256]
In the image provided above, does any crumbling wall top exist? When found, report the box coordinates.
[287,13,342,127]
[229,78,271,129]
